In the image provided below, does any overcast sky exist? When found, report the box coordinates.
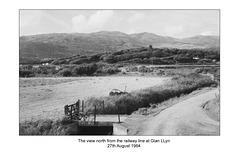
[20,10,219,38]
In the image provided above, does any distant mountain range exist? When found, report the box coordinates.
[20,31,219,62]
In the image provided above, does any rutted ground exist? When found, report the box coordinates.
[125,88,220,135]
[20,76,170,122]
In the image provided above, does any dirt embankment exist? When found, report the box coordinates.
[125,88,220,136]
[202,95,220,122]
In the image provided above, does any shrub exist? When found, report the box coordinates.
[127,66,138,72]
[103,67,120,74]
[19,69,34,77]
[72,63,98,75]
[31,65,58,75]
[156,70,165,75]
[139,66,153,73]
[58,68,72,77]
[194,68,203,73]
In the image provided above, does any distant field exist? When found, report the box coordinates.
[138,64,220,68]
[20,76,170,122]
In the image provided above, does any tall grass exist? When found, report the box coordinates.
[19,117,78,135]
[85,73,217,115]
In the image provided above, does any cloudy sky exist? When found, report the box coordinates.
[20,10,219,38]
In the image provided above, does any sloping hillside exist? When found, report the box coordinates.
[19,31,220,62]
[130,32,176,45]
[175,35,220,49]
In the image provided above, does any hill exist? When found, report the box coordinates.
[19,31,219,63]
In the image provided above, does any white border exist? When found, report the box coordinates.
[1,0,240,156]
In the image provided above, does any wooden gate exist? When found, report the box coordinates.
[64,100,85,121]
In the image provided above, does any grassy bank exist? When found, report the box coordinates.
[85,73,217,115]
[19,117,78,135]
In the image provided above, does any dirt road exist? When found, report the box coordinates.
[137,88,220,135]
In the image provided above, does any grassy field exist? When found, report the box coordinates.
[20,76,169,122]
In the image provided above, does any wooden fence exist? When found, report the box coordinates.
[64,99,121,123]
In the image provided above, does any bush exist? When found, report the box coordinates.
[127,66,138,72]
[139,66,153,73]
[194,68,203,73]
[103,67,120,74]
[31,65,58,75]
[19,69,34,77]
[58,68,72,77]
[72,63,98,75]
[156,70,165,75]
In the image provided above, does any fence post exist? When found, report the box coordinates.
[94,104,97,125]
[76,100,80,120]
[64,105,68,116]
[76,100,80,113]
[102,100,105,114]
[117,103,120,123]
[82,100,84,113]
[118,111,120,123]
[70,105,73,120]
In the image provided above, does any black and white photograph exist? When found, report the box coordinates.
[19,9,220,136]
[3,0,240,156]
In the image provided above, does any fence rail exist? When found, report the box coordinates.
[64,99,121,124]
